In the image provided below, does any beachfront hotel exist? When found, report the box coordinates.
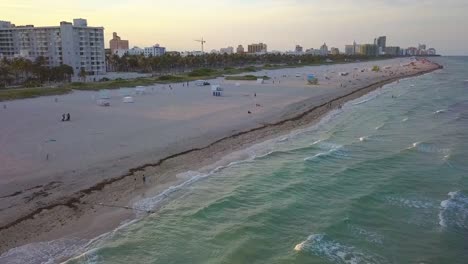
[247,43,267,54]
[109,32,129,54]
[0,18,106,77]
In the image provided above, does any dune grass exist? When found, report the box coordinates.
[225,75,270,81]
[0,87,72,102]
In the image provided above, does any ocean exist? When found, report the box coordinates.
[5,57,468,264]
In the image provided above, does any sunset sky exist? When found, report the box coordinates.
[2,0,467,55]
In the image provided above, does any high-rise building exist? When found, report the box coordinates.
[374,36,386,55]
[295,45,303,53]
[319,43,328,56]
[345,41,358,55]
[109,32,129,54]
[427,48,436,55]
[406,47,418,56]
[360,44,378,56]
[0,18,105,77]
[384,46,400,56]
[236,45,244,54]
[247,43,267,54]
[330,47,340,55]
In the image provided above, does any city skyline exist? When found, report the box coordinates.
[2,0,467,55]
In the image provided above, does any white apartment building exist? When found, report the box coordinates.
[143,44,166,57]
[220,46,234,54]
[127,46,144,56]
[0,18,105,77]
[112,45,166,58]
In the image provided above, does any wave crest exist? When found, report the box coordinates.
[294,234,388,264]
[439,191,468,232]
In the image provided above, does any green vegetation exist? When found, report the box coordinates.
[188,68,218,77]
[0,57,73,88]
[372,65,381,72]
[0,52,396,101]
[0,87,71,102]
[225,75,270,81]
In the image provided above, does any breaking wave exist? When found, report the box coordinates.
[294,234,388,264]
[439,191,468,232]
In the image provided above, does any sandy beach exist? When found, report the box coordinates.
[0,58,441,255]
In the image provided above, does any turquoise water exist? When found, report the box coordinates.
[10,57,468,264]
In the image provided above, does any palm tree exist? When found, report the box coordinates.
[0,62,14,88]
[78,68,87,82]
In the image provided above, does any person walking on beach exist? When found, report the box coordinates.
[66,113,70,121]
[254,93,256,97]
[61,114,66,122]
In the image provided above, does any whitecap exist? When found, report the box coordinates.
[439,191,468,231]
[294,234,388,264]
[384,196,434,209]
[359,136,368,142]
[409,142,450,156]
[348,225,384,245]
[401,117,408,122]
[434,109,447,114]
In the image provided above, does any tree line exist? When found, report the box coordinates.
[0,52,389,88]
[106,53,383,74]
[0,56,74,88]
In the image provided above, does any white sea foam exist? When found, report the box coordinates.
[359,136,368,142]
[409,142,450,156]
[294,234,388,264]
[401,117,408,122]
[348,225,384,245]
[304,143,343,161]
[375,124,384,130]
[434,109,447,114]
[0,238,89,264]
[384,196,434,209]
[439,191,468,231]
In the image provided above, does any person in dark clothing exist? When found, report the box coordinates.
[66,113,70,121]
[248,111,252,114]
[61,114,66,121]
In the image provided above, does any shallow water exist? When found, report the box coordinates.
[4,57,468,264]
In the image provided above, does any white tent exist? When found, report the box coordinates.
[211,85,223,96]
[235,83,240,87]
[123,96,134,103]
[97,99,110,106]
[256,78,264,84]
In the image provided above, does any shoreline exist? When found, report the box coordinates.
[0,59,442,256]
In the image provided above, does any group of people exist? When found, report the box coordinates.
[61,113,71,122]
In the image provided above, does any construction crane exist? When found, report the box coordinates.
[194,37,206,53]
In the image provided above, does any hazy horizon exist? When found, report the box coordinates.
[2,0,467,55]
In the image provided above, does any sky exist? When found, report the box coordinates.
[1,0,467,55]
